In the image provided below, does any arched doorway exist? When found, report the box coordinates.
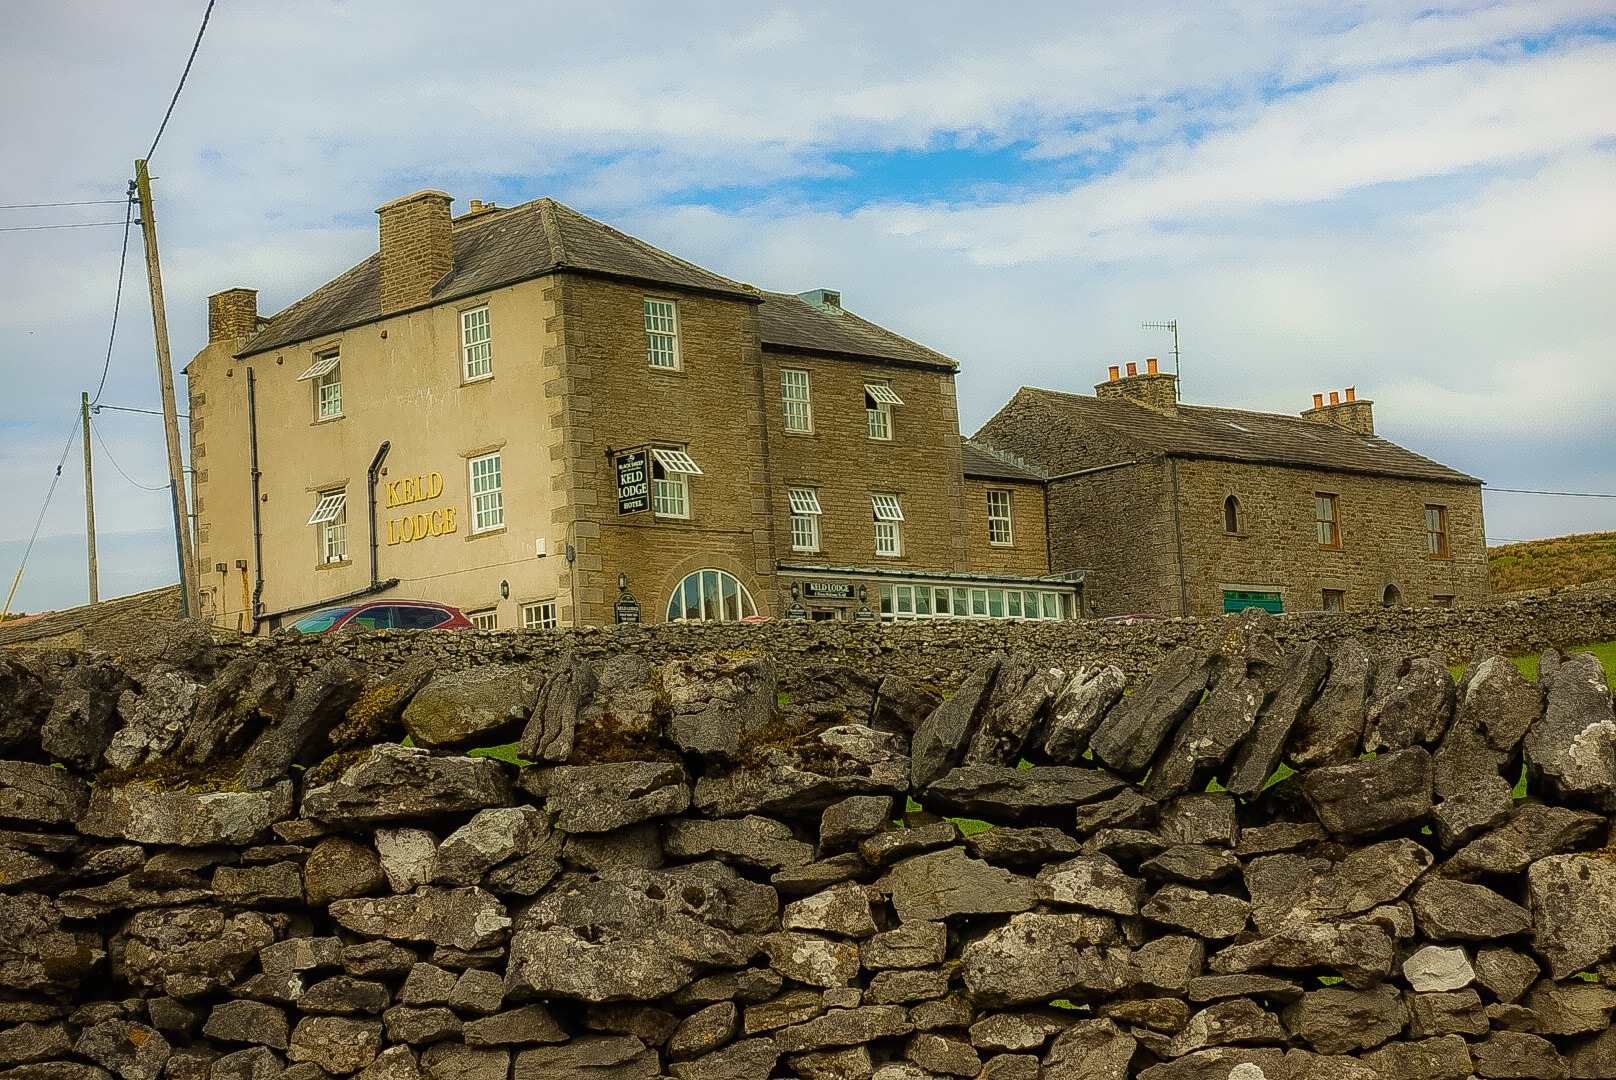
[1382,583,1402,608]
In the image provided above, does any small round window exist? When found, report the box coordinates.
[667,569,758,622]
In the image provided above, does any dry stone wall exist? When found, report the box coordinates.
[2,608,1616,1080]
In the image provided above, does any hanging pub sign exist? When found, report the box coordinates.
[615,450,651,515]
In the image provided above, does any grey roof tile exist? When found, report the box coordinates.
[981,387,1478,485]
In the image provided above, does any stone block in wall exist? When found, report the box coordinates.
[300,744,511,824]
[662,655,776,761]
[1528,854,1616,979]
[547,761,689,834]
[921,765,1124,824]
[118,907,276,999]
[1040,663,1127,765]
[1088,647,1211,781]
[1526,649,1616,810]
[80,780,293,847]
[882,847,1036,923]
[401,664,543,750]
[1285,639,1372,769]
[965,826,1082,867]
[1301,746,1433,840]
[692,724,909,817]
[960,912,1124,1009]
[327,887,510,952]
[0,761,89,826]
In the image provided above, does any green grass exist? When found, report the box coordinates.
[1447,642,1616,688]
[467,742,534,767]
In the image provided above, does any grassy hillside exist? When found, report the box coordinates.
[1489,531,1616,593]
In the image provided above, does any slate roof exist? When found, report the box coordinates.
[242,198,956,371]
[244,198,755,357]
[756,291,958,371]
[983,387,1479,485]
[960,440,1047,482]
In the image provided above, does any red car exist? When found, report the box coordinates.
[283,600,473,634]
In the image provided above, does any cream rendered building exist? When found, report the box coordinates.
[187,192,1078,631]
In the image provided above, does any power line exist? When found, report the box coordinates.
[0,221,128,233]
[146,0,218,161]
[93,402,189,420]
[1486,486,1616,499]
[0,199,126,210]
[91,419,169,492]
[91,195,138,405]
[2,415,83,620]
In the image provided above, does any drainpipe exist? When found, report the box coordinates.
[367,441,391,588]
[247,368,265,621]
[1169,458,1189,618]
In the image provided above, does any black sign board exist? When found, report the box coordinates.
[854,605,878,623]
[786,603,808,620]
[802,581,855,600]
[614,592,642,624]
[615,450,651,515]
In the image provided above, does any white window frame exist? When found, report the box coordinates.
[666,569,758,622]
[872,493,903,557]
[307,491,348,564]
[987,489,1013,546]
[866,399,892,441]
[650,447,704,476]
[864,382,904,406]
[469,452,504,533]
[521,600,558,629]
[644,298,680,370]
[468,608,498,630]
[781,369,813,433]
[315,363,342,420]
[462,306,492,381]
[298,352,342,421]
[788,487,822,552]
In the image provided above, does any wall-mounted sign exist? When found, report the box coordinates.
[385,470,457,545]
[614,592,642,624]
[786,603,808,620]
[854,605,878,623]
[802,581,855,600]
[616,451,651,515]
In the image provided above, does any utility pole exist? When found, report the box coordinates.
[82,392,99,604]
[133,159,197,616]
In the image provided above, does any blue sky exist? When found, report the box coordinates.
[2,1,1614,612]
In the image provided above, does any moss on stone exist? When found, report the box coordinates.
[341,684,405,740]
[303,746,376,789]
[95,755,244,795]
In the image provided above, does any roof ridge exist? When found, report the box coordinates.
[543,199,749,291]
[535,198,568,267]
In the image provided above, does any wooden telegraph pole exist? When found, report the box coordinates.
[82,392,99,604]
[133,158,197,616]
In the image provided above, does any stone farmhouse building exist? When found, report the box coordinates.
[973,360,1489,618]
[186,192,1074,632]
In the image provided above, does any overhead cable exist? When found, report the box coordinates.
[0,221,128,233]
[0,199,126,210]
[1486,486,1616,499]
[2,415,83,621]
[90,194,138,404]
[145,0,218,161]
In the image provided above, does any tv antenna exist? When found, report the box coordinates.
[1142,320,1181,400]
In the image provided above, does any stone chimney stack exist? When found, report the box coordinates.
[207,288,259,343]
[1302,385,1375,435]
[1095,357,1178,414]
[376,190,454,314]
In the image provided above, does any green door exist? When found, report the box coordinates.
[1223,590,1283,614]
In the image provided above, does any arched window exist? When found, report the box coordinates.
[1223,495,1241,534]
[1382,583,1402,609]
[666,569,758,622]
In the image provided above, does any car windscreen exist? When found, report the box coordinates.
[286,606,358,634]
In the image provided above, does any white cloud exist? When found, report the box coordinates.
[2,0,1613,609]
